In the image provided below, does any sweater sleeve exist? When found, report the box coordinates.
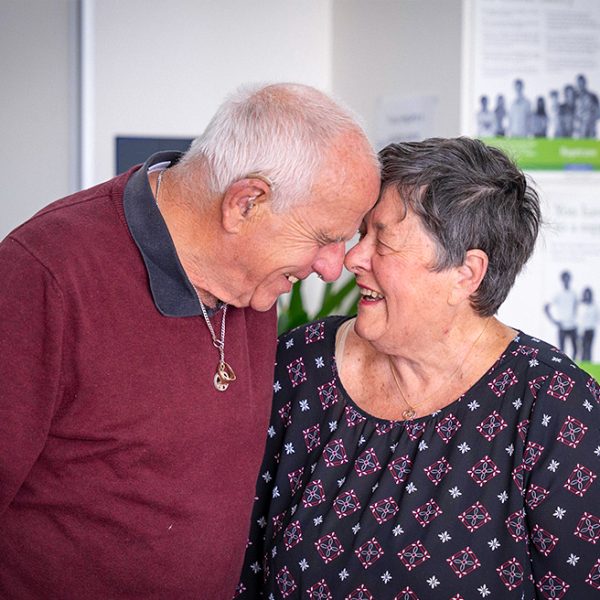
[0,237,64,515]
[523,366,600,595]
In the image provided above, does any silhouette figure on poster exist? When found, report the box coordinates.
[544,270,578,359]
[493,94,506,136]
[574,74,599,139]
[477,73,598,140]
[477,95,496,137]
[548,90,560,138]
[508,79,531,137]
[578,287,598,362]
[531,96,548,138]
[557,85,576,138]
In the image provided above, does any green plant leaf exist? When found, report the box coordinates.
[278,281,309,334]
[315,277,358,318]
[278,276,359,334]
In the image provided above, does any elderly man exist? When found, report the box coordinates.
[0,83,380,599]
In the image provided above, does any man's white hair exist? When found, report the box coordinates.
[178,82,377,211]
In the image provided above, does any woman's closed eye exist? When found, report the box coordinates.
[375,237,399,255]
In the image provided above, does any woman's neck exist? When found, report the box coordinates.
[338,316,516,420]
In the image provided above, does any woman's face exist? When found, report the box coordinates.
[345,186,458,353]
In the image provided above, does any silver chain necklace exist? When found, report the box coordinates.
[155,169,236,392]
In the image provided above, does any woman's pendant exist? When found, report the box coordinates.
[402,408,416,420]
[213,360,236,392]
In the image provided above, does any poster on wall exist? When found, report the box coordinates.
[498,173,600,373]
[463,0,600,169]
[462,0,600,377]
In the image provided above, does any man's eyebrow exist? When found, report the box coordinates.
[319,232,345,244]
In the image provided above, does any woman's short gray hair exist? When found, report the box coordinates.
[379,137,541,317]
[179,83,375,212]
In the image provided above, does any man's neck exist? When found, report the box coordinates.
[153,170,239,308]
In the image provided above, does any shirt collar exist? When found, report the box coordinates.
[123,151,219,318]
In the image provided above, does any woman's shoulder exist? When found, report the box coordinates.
[513,330,599,412]
[512,330,583,377]
[272,315,351,408]
[515,330,578,368]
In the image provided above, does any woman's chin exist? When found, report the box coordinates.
[353,312,381,342]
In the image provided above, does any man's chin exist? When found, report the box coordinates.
[249,295,278,313]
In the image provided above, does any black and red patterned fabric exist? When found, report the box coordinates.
[237,316,600,599]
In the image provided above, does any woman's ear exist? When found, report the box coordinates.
[220,177,272,233]
[448,249,489,306]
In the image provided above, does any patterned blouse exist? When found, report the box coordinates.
[237,316,600,599]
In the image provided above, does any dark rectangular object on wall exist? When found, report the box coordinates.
[115,136,194,175]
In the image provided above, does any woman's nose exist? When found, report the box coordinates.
[344,237,372,274]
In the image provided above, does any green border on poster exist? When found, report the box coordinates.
[480,138,600,171]
[578,361,600,381]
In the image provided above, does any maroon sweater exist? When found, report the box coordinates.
[0,153,277,599]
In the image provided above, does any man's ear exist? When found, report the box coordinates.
[447,249,489,306]
[221,177,272,233]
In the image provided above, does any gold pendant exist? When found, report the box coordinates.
[213,372,228,392]
[402,408,416,420]
[218,361,236,382]
[213,361,236,392]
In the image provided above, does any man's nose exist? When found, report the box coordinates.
[313,242,346,282]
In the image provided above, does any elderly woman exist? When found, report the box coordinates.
[237,138,600,599]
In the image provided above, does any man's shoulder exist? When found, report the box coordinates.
[4,173,130,264]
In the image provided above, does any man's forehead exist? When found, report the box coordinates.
[318,204,370,240]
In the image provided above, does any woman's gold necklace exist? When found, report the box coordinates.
[388,318,491,420]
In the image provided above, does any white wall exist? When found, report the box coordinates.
[295,0,464,315]
[83,0,333,187]
[83,0,464,185]
[331,0,464,145]
[1,0,75,239]
[2,0,464,240]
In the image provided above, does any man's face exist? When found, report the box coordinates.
[236,137,380,312]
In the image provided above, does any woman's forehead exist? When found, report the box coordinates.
[369,187,407,225]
